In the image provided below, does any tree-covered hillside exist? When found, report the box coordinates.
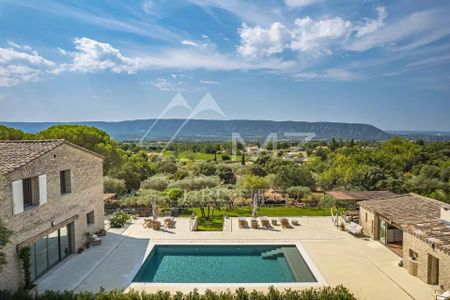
[1,125,449,203]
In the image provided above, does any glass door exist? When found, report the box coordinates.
[29,223,74,281]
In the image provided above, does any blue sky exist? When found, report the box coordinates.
[0,0,449,131]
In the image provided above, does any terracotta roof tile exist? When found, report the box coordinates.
[0,140,65,175]
[326,191,396,201]
[359,193,450,253]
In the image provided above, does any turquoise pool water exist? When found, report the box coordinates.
[133,245,317,283]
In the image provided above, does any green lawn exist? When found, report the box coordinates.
[180,206,332,231]
[196,215,224,231]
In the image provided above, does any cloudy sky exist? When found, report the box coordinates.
[0,0,449,131]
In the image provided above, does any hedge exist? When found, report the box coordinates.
[0,286,353,300]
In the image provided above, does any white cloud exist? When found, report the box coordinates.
[291,17,352,53]
[293,68,360,81]
[0,44,55,87]
[7,41,32,51]
[138,48,295,71]
[142,1,153,15]
[59,37,138,74]
[237,22,290,57]
[181,40,201,47]
[237,6,449,57]
[188,0,281,26]
[345,10,447,52]
[284,0,320,9]
[200,80,219,84]
[237,16,353,56]
[150,78,185,91]
[57,47,69,56]
[356,6,387,38]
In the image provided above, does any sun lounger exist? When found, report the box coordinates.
[271,218,278,226]
[260,217,271,229]
[280,218,293,229]
[345,222,363,235]
[238,217,249,229]
[251,218,258,229]
[291,220,300,226]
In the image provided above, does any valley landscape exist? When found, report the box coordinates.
[1,1,449,299]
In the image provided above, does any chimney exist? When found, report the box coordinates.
[441,206,450,224]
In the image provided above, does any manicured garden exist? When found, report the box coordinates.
[180,206,332,231]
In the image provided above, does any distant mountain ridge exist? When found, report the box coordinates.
[1,119,391,141]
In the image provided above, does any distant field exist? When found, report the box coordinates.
[163,151,225,161]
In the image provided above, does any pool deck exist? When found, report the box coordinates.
[36,216,435,300]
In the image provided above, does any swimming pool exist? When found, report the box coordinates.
[133,244,319,284]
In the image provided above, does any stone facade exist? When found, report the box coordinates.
[359,201,450,290]
[359,206,379,240]
[0,142,104,290]
[403,233,450,290]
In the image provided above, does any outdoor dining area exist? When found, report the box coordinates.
[142,198,176,230]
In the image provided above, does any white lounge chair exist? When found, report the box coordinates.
[345,222,363,235]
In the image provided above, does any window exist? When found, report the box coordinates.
[409,249,418,261]
[365,213,368,222]
[87,211,95,226]
[60,170,71,194]
[23,176,40,207]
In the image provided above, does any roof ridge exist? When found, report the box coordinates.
[0,139,102,175]
[359,193,405,202]
[0,139,65,143]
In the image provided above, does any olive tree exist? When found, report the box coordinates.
[179,187,231,219]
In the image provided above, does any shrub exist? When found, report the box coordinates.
[216,165,236,184]
[109,211,131,228]
[103,176,127,194]
[287,186,311,200]
[169,176,220,191]
[140,175,170,191]
[0,286,353,299]
[155,160,178,174]
[18,247,34,290]
[193,161,217,176]
[0,217,11,272]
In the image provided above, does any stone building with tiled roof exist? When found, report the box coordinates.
[0,140,104,290]
[359,193,450,290]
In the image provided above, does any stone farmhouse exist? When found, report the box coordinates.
[0,140,104,290]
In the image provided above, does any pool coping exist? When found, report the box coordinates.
[124,241,327,290]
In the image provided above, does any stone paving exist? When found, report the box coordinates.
[36,216,436,300]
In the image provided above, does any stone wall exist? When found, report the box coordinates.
[359,206,378,239]
[0,143,104,290]
[403,233,450,290]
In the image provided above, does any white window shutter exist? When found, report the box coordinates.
[39,174,47,205]
[12,180,24,215]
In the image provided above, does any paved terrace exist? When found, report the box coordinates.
[37,217,435,300]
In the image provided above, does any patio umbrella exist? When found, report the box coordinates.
[152,197,158,221]
[252,194,258,219]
